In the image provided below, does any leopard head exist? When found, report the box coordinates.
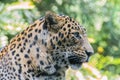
[44,12,94,69]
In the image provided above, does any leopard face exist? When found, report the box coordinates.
[44,12,94,70]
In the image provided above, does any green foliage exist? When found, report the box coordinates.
[0,0,120,79]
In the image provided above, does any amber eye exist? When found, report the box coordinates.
[72,32,81,39]
[82,27,87,34]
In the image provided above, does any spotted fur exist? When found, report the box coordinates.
[0,12,94,80]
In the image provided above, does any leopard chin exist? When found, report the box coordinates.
[70,63,82,70]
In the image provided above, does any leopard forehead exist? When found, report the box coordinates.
[54,14,86,33]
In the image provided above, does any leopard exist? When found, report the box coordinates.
[0,12,94,80]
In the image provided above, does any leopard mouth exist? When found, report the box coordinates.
[68,54,90,70]
[68,55,83,70]
[68,55,82,64]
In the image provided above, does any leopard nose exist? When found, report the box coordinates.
[85,51,94,57]
[85,51,94,62]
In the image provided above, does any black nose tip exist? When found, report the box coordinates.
[85,51,94,57]
[85,51,94,62]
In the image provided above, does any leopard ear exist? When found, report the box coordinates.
[44,11,65,32]
[45,11,58,25]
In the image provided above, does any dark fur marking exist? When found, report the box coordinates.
[34,35,38,41]
[31,23,37,28]
[35,29,38,32]
[36,54,39,58]
[12,50,16,56]
[38,29,41,33]
[24,54,29,58]
[27,60,32,65]
[17,38,21,42]
[43,22,47,30]
[40,61,44,65]
[27,49,30,53]
[68,24,71,27]
[28,33,32,38]
[10,44,16,50]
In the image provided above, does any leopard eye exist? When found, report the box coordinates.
[72,32,81,39]
[82,27,87,34]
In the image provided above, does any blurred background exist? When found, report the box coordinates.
[0,0,120,80]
